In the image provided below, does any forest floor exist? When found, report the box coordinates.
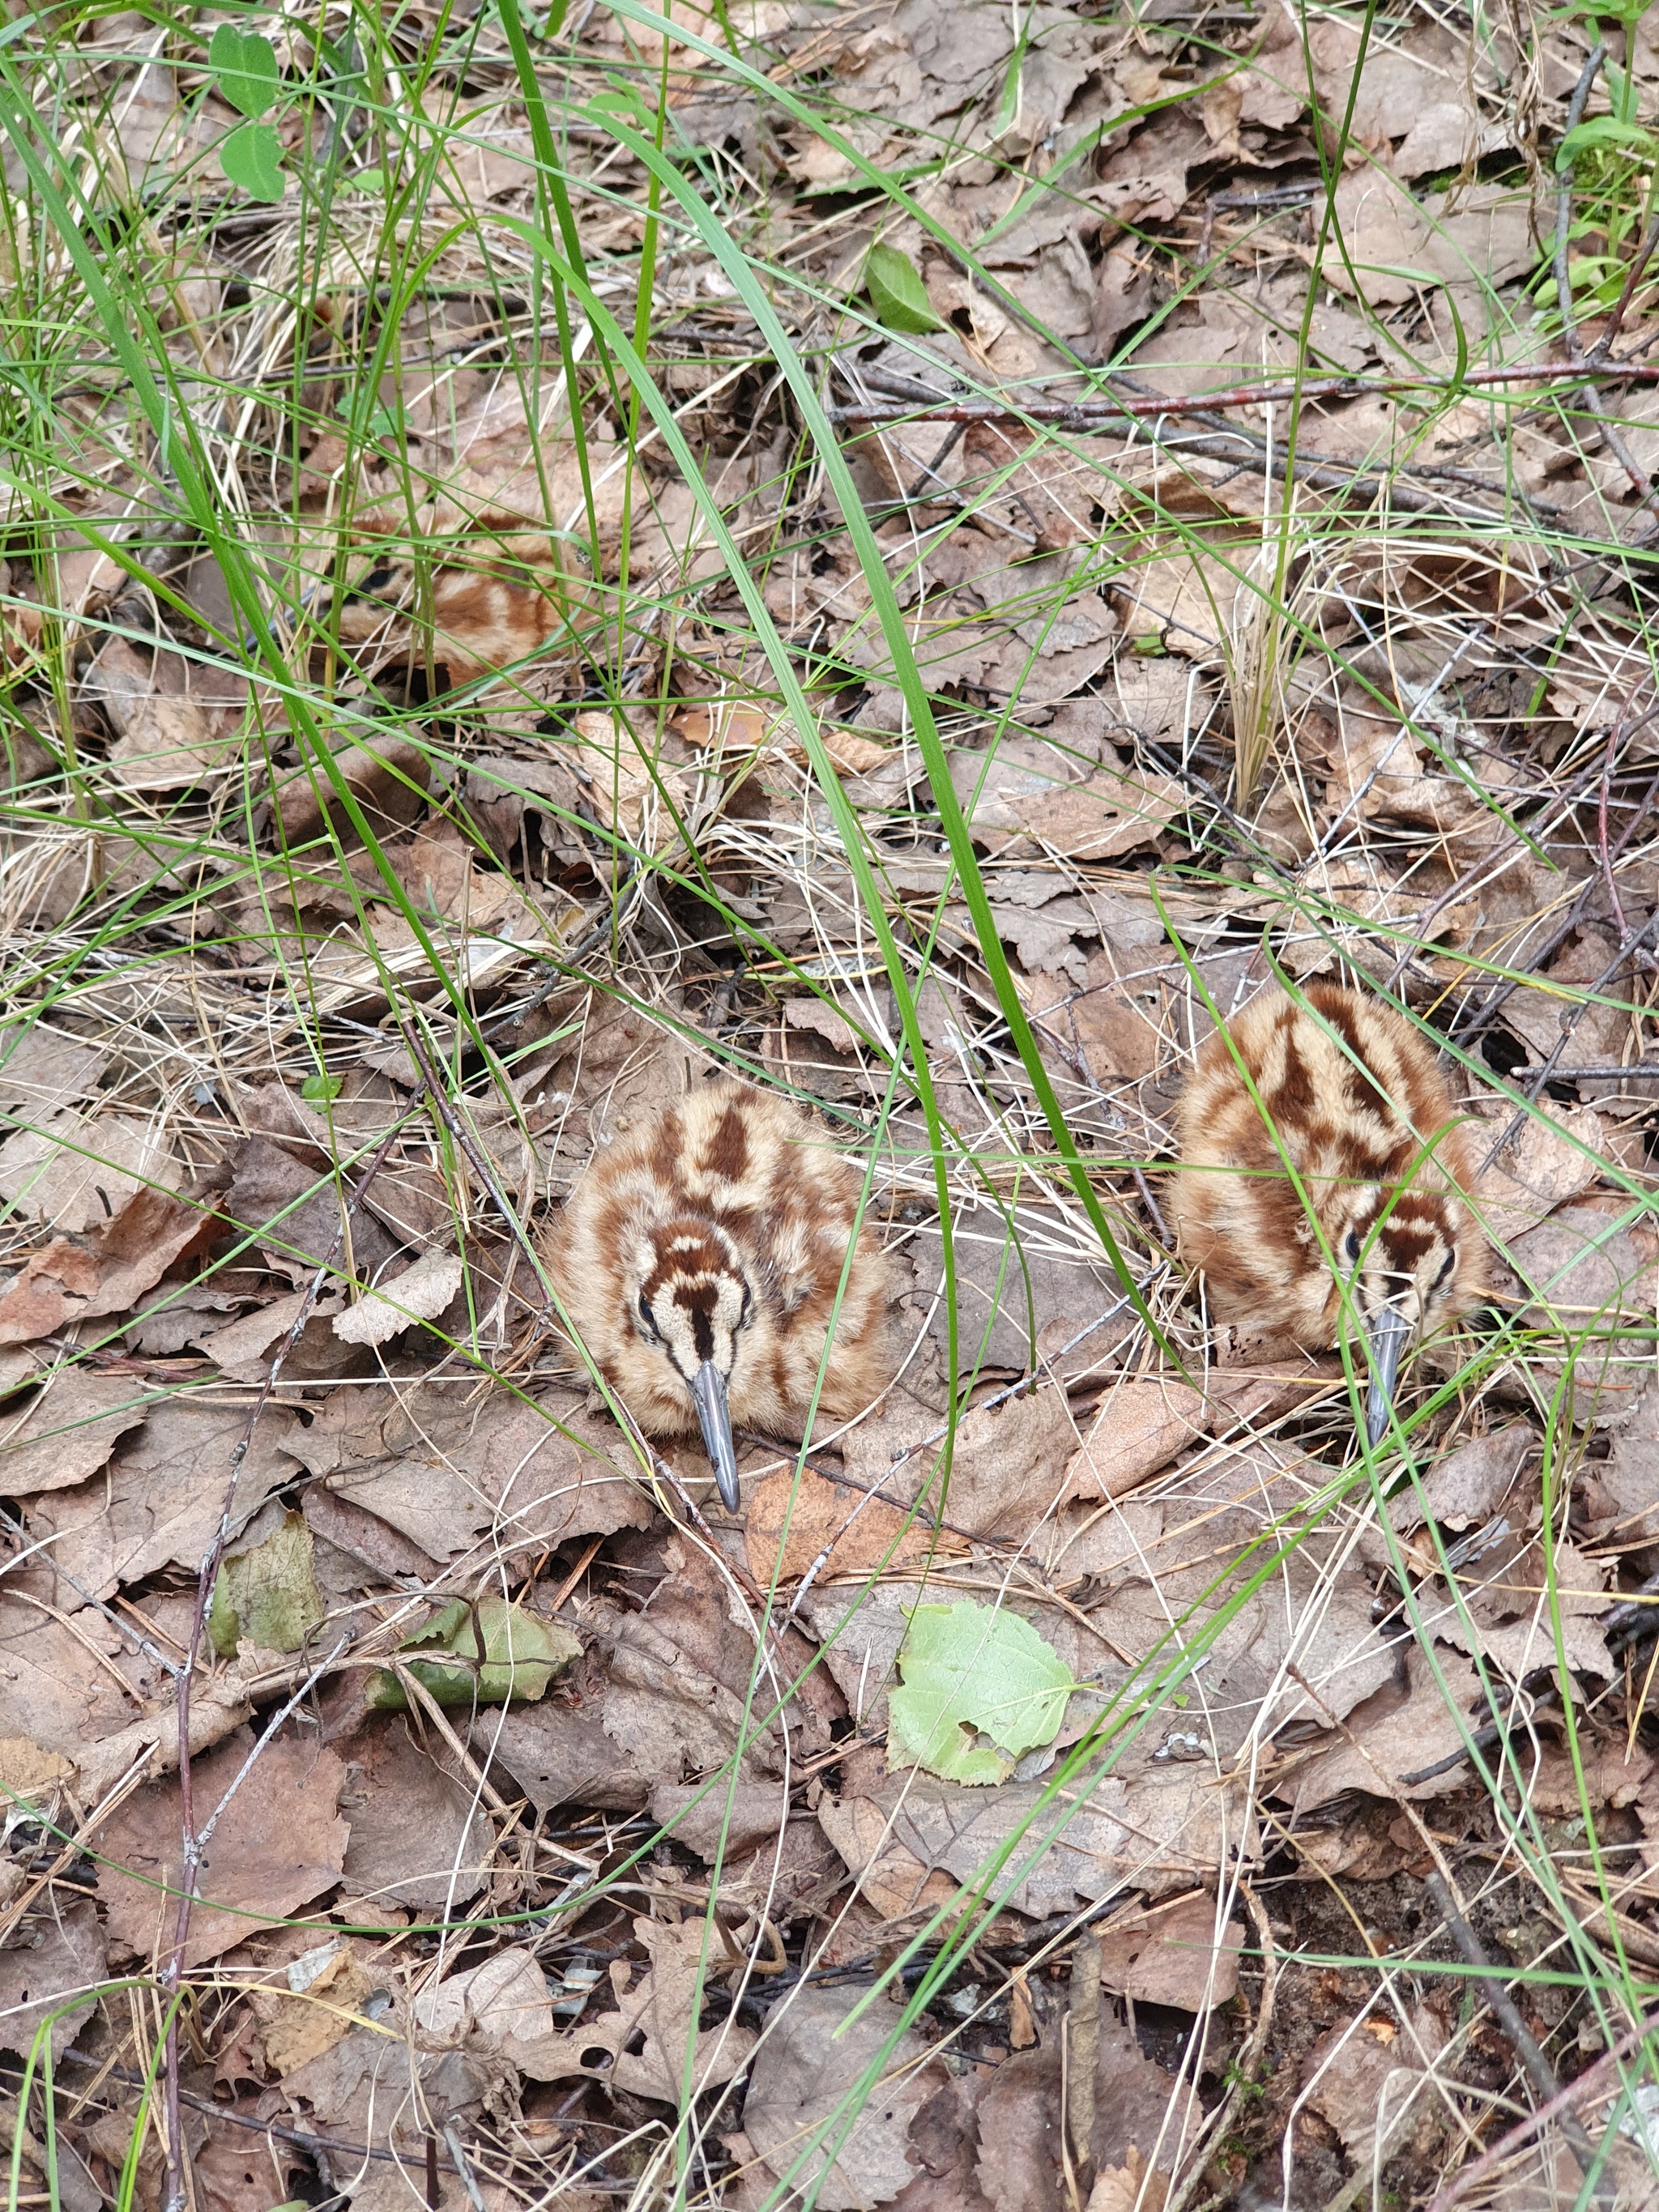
[4,2,1659,2207]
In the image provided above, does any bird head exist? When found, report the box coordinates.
[1333,1186,1476,1445]
[626,1215,753,1508]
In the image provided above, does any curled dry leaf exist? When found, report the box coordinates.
[0,1183,210,1345]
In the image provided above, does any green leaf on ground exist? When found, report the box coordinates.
[209,1511,324,1656]
[864,242,943,334]
[889,1600,1073,1785]
[367,1598,581,1711]
[220,121,285,202]
[208,24,280,119]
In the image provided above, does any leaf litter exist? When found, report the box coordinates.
[2,2,1659,2208]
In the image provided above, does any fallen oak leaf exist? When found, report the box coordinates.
[516,1914,755,2099]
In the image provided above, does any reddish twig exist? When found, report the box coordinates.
[1427,2001,1659,2212]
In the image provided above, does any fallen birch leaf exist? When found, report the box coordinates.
[889,1601,1074,1786]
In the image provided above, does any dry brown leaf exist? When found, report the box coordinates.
[0,1897,106,2060]
[259,1941,377,2077]
[744,1465,955,1583]
[1288,1639,1487,1812]
[649,1779,788,1862]
[1508,1204,1655,1423]
[194,1287,347,1384]
[0,1029,109,1118]
[336,1718,493,1911]
[0,1367,151,1494]
[413,1947,562,2077]
[1301,2004,1448,2167]
[0,1185,213,1345]
[274,733,431,847]
[0,1106,181,1233]
[519,1915,756,2099]
[972,2018,1197,2212]
[1097,1890,1244,2011]
[813,1792,960,1921]
[331,1247,464,1345]
[292,1383,653,1566]
[934,1386,1077,1536]
[744,1982,937,2210]
[82,636,263,788]
[1474,1099,1608,1246]
[23,1399,301,1602]
[825,1763,1250,1922]
[1086,2148,1170,2212]
[1062,1379,1209,1502]
[225,1135,401,1287]
[96,1733,348,1969]
[470,1691,650,1815]
[0,1736,75,1801]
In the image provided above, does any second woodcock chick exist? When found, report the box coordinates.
[546,1078,893,1507]
[1170,983,1488,1443]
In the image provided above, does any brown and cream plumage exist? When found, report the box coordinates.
[545,1078,893,1507]
[1170,983,1488,1441]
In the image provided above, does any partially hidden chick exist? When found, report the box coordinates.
[546,1079,893,1507]
[1170,983,1488,1442]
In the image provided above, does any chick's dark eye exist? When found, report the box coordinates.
[738,1283,753,1329]
[638,1293,658,1336]
[1435,1250,1456,1289]
[1344,1227,1363,1264]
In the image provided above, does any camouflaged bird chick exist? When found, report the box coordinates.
[546,1079,893,1506]
[1171,984,1488,1438]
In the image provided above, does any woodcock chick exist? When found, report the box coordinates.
[546,1079,893,1507]
[1170,984,1488,1443]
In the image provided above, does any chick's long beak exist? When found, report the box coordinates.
[1363,1302,1412,1447]
[690,1360,742,1511]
